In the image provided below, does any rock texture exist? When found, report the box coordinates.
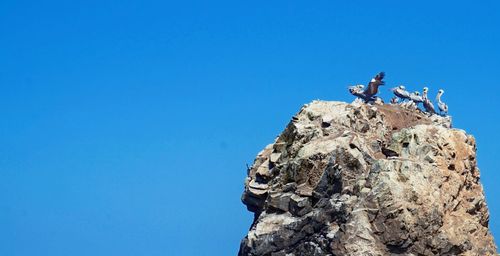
[239,101,497,256]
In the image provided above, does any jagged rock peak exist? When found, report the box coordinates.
[239,100,496,256]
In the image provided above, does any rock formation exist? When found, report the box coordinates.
[239,101,497,256]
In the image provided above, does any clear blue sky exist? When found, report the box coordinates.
[1,1,499,255]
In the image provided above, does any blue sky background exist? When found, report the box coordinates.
[1,1,499,255]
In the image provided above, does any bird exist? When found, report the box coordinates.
[349,86,371,102]
[374,96,384,105]
[409,91,423,104]
[436,89,449,116]
[422,87,436,115]
[382,147,399,158]
[377,140,399,158]
[348,84,364,93]
[348,72,385,103]
[390,96,399,104]
[391,85,411,101]
[363,72,385,98]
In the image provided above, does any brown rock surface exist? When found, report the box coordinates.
[239,100,497,256]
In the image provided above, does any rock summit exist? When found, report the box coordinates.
[239,101,496,256]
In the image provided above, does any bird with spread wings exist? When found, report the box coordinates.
[349,72,385,102]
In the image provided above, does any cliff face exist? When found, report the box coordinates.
[239,101,496,256]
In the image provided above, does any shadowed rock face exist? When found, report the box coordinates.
[239,101,497,256]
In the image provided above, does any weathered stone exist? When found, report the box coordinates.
[270,153,282,164]
[289,194,312,216]
[239,101,497,256]
[256,160,272,178]
[268,192,293,212]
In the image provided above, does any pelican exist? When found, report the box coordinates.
[391,85,411,101]
[374,96,384,105]
[349,87,375,102]
[390,96,399,104]
[348,84,365,93]
[422,87,436,115]
[348,72,385,103]
[436,89,449,116]
[362,72,385,98]
[409,91,423,104]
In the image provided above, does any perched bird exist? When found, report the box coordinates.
[374,96,384,105]
[422,87,436,115]
[409,91,423,104]
[390,96,399,104]
[349,86,371,102]
[391,85,411,101]
[348,84,365,93]
[377,140,399,158]
[436,89,449,116]
[348,72,385,102]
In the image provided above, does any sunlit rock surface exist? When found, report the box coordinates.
[239,101,496,256]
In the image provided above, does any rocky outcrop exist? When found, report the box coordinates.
[239,101,497,256]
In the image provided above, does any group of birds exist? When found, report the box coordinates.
[348,72,449,116]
